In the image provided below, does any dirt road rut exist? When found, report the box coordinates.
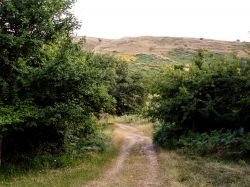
[84,123,160,187]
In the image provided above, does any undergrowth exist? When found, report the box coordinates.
[0,123,114,183]
[154,123,250,161]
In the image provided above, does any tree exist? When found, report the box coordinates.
[0,0,80,166]
[85,53,147,115]
[0,0,79,103]
[0,0,113,166]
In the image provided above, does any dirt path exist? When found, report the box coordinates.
[84,123,160,187]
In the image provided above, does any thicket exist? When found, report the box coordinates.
[84,52,147,115]
[0,0,146,168]
[0,0,111,166]
[149,50,250,158]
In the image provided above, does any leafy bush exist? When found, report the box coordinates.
[153,123,184,149]
[177,131,250,157]
[1,39,114,164]
[150,51,250,158]
[86,53,147,115]
[0,0,113,166]
[154,124,250,158]
[149,53,250,132]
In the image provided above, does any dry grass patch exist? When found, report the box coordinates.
[158,149,250,187]
[111,115,154,137]
[109,144,150,186]
[83,36,250,59]
[135,123,153,137]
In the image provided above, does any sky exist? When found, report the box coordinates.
[72,0,250,41]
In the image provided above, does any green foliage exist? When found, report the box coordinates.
[149,53,250,131]
[0,0,113,166]
[1,38,114,164]
[194,49,205,69]
[0,0,78,59]
[86,53,147,115]
[153,123,183,148]
[150,51,250,158]
[176,131,250,157]
[0,0,79,105]
[0,0,147,167]
[154,124,250,158]
[114,72,147,115]
[0,100,39,129]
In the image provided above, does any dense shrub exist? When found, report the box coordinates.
[85,53,147,115]
[149,53,250,131]
[154,123,250,158]
[0,0,113,165]
[0,38,114,164]
[177,131,250,157]
[153,123,184,148]
[150,51,250,158]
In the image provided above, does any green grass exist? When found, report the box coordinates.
[0,149,118,187]
[166,47,245,65]
[135,54,170,64]
[166,47,195,64]
[0,124,119,187]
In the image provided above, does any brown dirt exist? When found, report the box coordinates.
[83,123,160,187]
[74,36,250,59]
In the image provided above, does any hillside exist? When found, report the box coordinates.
[75,36,250,64]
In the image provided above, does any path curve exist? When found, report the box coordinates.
[84,123,160,187]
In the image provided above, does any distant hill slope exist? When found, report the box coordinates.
[75,36,250,64]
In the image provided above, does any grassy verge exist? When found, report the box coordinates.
[0,150,118,187]
[115,117,250,186]
[0,124,119,187]
[158,149,250,187]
